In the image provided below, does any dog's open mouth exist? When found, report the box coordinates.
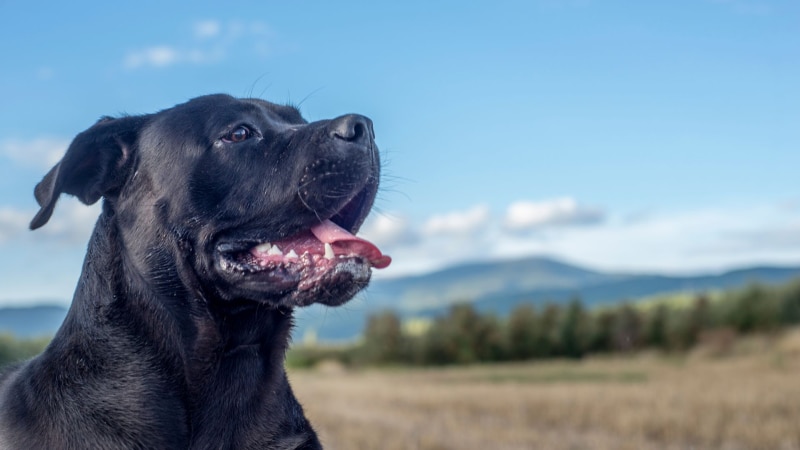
[216,216,391,299]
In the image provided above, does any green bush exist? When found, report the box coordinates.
[0,334,50,368]
[559,299,590,358]
[359,311,408,364]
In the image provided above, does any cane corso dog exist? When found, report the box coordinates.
[0,94,391,449]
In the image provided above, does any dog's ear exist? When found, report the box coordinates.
[30,115,149,230]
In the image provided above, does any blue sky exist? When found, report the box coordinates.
[0,0,798,306]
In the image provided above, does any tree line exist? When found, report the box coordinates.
[0,334,49,368]
[288,277,800,367]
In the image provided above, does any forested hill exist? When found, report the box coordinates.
[0,304,68,338]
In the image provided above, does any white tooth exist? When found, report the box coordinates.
[324,243,335,260]
[286,249,298,259]
[255,243,272,253]
[268,245,283,256]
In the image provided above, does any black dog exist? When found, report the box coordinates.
[0,94,390,449]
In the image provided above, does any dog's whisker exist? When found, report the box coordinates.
[246,72,271,99]
[297,190,323,222]
[296,86,324,109]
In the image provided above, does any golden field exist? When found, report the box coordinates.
[289,329,800,450]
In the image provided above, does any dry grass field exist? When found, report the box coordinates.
[290,329,800,450]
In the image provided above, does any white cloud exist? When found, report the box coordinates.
[360,214,417,248]
[0,199,100,246]
[123,44,228,69]
[124,46,180,69]
[422,204,491,236]
[1,137,68,169]
[528,206,800,275]
[194,20,221,39]
[372,199,602,277]
[0,208,30,244]
[123,20,270,70]
[504,197,604,231]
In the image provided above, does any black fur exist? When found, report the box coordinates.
[0,94,384,449]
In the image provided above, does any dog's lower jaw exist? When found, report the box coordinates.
[211,256,372,308]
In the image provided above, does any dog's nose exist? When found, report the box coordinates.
[329,114,374,146]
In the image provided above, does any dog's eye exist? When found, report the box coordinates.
[222,126,252,143]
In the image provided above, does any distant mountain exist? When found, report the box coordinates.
[362,257,622,311]
[467,265,800,317]
[3,258,800,343]
[295,258,800,341]
[0,304,67,338]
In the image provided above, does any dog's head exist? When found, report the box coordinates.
[30,94,390,308]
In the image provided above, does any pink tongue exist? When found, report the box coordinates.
[310,220,392,269]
